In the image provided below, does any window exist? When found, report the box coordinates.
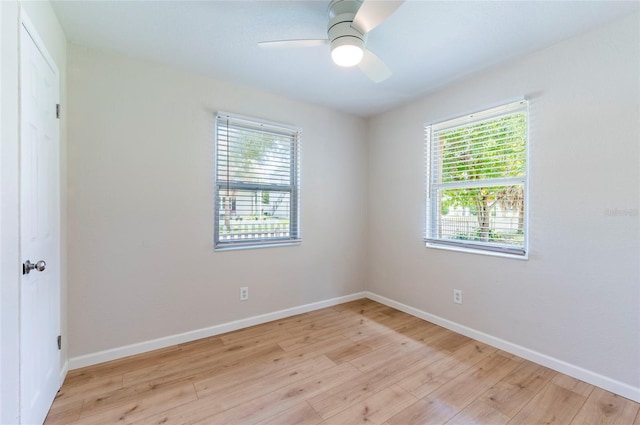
[215,112,301,250]
[425,100,528,257]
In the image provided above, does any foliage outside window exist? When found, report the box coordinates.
[215,112,301,250]
[425,100,528,257]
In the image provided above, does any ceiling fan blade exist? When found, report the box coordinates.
[358,49,392,83]
[352,0,404,34]
[258,39,329,49]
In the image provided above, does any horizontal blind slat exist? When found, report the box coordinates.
[430,101,527,132]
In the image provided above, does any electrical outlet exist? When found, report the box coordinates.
[453,289,463,305]
[240,287,249,301]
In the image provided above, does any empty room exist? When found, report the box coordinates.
[1,0,639,424]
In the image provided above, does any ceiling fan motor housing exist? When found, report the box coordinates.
[329,18,366,49]
[327,0,366,66]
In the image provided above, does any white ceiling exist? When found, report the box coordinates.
[51,0,639,117]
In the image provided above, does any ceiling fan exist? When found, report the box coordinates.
[258,0,404,83]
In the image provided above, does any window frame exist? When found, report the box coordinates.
[214,112,301,251]
[424,99,529,259]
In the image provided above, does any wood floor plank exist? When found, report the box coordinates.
[62,345,184,386]
[396,340,497,398]
[194,355,337,412]
[218,319,284,339]
[551,373,594,397]
[339,307,419,342]
[272,308,345,330]
[320,384,418,425]
[445,399,510,425]
[368,310,424,331]
[192,348,325,397]
[324,340,374,364]
[507,381,589,424]
[571,387,640,424]
[254,401,323,425]
[137,362,362,425]
[190,336,351,398]
[43,399,83,425]
[494,349,527,364]
[478,360,557,417]
[430,331,473,353]
[425,353,519,410]
[284,312,363,337]
[76,379,195,420]
[122,341,283,386]
[219,327,291,347]
[397,319,450,342]
[70,382,197,425]
[385,398,456,425]
[349,335,439,373]
[175,334,225,351]
[387,353,519,425]
[358,323,426,350]
[44,300,640,425]
[50,374,123,409]
[342,320,396,342]
[308,344,445,419]
[331,299,388,315]
[392,316,436,336]
[284,334,364,358]
[65,337,222,385]
[278,330,349,352]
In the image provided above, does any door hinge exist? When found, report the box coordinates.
[56,104,60,119]
[57,335,61,350]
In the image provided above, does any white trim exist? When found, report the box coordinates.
[425,96,527,130]
[68,292,366,370]
[214,241,301,252]
[19,12,59,77]
[365,291,640,403]
[432,176,525,191]
[424,98,529,259]
[216,111,302,133]
[425,242,529,260]
[0,2,21,422]
[59,360,68,388]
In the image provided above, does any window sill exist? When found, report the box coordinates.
[425,242,528,260]
[215,240,301,252]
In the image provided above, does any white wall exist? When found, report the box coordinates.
[66,44,368,358]
[0,1,67,422]
[367,12,639,398]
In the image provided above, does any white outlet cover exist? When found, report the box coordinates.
[240,287,249,300]
[453,289,463,304]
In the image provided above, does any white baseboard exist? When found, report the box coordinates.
[67,289,639,403]
[365,291,640,403]
[68,292,366,370]
[59,360,68,389]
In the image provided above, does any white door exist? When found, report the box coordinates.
[19,19,61,425]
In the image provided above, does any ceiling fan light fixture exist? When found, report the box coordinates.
[331,37,364,67]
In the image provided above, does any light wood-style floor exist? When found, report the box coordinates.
[45,299,640,425]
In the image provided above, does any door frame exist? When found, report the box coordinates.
[1,1,22,423]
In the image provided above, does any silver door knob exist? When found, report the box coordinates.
[23,260,46,275]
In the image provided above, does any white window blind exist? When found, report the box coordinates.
[425,100,528,256]
[215,112,301,249]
